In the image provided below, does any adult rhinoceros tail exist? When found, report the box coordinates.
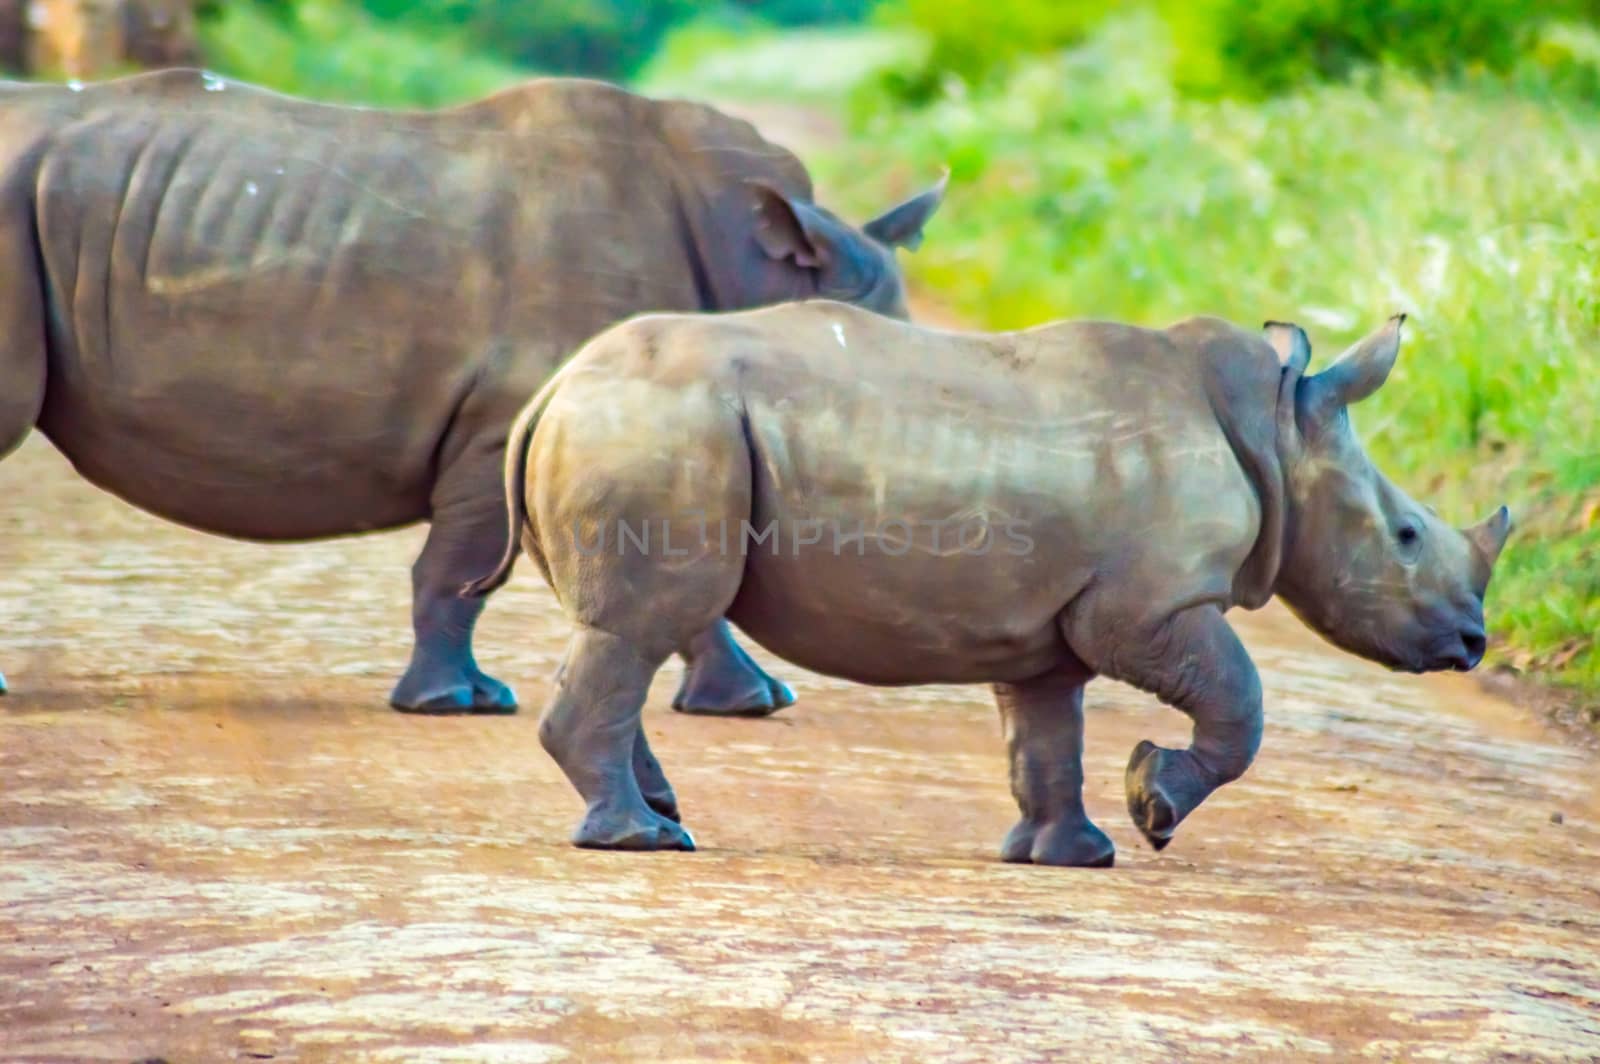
[459,377,559,599]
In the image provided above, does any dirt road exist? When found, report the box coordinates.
[2,422,1599,1063]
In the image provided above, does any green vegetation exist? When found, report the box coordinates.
[1160,0,1538,98]
[355,0,872,80]
[866,0,1113,103]
[196,0,876,104]
[864,0,1600,104]
[638,20,919,102]
[822,12,1600,709]
[196,1,528,106]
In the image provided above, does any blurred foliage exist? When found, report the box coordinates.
[355,0,870,79]
[639,18,920,102]
[353,0,698,78]
[195,0,874,104]
[866,0,1116,104]
[1518,19,1600,102]
[196,0,528,105]
[825,11,1600,702]
[1161,0,1536,98]
[867,0,1600,105]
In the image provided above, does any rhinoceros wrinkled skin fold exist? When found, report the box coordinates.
[0,68,943,714]
[467,306,1510,862]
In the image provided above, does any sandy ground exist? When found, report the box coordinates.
[2,424,1599,1064]
[4,99,1600,1063]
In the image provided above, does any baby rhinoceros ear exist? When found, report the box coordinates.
[1263,320,1311,377]
[1263,320,1312,449]
[1303,313,1406,417]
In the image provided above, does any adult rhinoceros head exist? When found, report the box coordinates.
[739,174,946,319]
[659,99,943,320]
[1266,316,1511,674]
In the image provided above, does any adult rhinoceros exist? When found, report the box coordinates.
[466,306,1510,864]
[0,69,943,713]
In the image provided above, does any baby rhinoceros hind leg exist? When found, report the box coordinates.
[541,626,694,852]
[632,727,681,824]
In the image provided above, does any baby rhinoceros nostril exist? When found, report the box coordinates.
[1460,628,1488,668]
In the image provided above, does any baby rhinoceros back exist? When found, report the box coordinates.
[467,304,1508,865]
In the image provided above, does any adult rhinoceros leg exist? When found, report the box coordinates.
[0,185,49,698]
[672,618,795,718]
[995,660,1115,868]
[390,470,518,715]
[1082,605,1264,852]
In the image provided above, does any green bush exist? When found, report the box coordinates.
[733,0,875,24]
[197,0,527,106]
[362,0,697,78]
[1518,20,1600,104]
[354,0,869,80]
[198,0,882,105]
[1166,0,1554,98]
[641,18,920,102]
[868,0,1117,103]
[867,0,1597,105]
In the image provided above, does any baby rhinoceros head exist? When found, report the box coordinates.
[1267,316,1511,674]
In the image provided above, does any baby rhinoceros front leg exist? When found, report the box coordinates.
[995,663,1116,868]
[1112,607,1264,851]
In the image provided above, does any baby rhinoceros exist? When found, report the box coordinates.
[463,305,1511,865]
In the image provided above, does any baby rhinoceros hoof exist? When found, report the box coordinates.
[1000,817,1115,868]
[573,806,696,852]
[1125,740,1182,851]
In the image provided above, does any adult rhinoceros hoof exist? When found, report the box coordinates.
[1125,740,1180,851]
[672,667,794,718]
[389,669,518,716]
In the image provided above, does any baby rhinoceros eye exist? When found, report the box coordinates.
[1397,523,1422,552]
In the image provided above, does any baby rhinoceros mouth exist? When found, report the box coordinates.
[1413,616,1488,674]
[1441,625,1488,672]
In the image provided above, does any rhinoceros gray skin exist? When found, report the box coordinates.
[466,305,1511,862]
[0,68,944,712]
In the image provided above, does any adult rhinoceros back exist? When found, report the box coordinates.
[0,69,943,712]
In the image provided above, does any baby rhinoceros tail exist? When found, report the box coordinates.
[460,382,553,600]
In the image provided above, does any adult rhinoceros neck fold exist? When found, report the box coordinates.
[1185,320,1295,610]
[652,98,817,312]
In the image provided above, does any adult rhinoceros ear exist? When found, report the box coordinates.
[748,180,830,269]
[862,170,949,252]
[1304,314,1405,415]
